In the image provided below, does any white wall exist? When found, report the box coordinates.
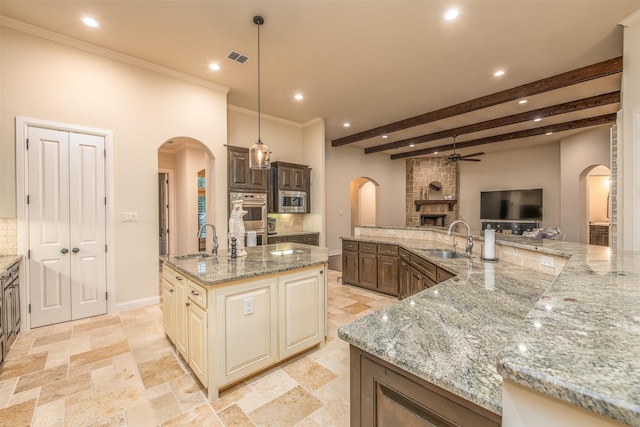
[458,143,561,234]
[620,11,640,250]
[301,119,326,242]
[325,143,406,254]
[560,126,611,242]
[1,27,228,308]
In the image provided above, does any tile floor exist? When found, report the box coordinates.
[0,269,395,426]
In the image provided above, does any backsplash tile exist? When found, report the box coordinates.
[268,214,304,234]
[0,217,18,256]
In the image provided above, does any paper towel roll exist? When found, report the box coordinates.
[246,231,257,247]
[484,228,496,260]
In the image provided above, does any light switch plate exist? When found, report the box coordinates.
[122,212,138,222]
[243,297,254,315]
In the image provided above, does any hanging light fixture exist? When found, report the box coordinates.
[249,15,270,170]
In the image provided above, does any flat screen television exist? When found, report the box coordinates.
[480,189,543,221]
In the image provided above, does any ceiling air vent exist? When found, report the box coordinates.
[227,51,250,64]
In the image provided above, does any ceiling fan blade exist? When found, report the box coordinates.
[461,152,485,158]
[459,158,482,162]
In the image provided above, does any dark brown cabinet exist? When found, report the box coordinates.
[589,224,609,247]
[398,259,411,299]
[227,146,268,192]
[342,241,359,285]
[350,346,501,427]
[272,162,308,192]
[268,232,319,246]
[358,252,378,291]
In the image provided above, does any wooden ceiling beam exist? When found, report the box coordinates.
[331,56,622,147]
[389,113,617,160]
[365,91,620,154]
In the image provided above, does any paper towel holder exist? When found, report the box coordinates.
[481,225,499,262]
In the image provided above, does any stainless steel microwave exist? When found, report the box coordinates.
[278,190,307,213]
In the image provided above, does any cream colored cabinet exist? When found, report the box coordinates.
[162,279,176,341]
[279,267,325,359]
[174,275,189,359]
[162,264,208,387]
[188,300,207,385]
[216,276,278,387]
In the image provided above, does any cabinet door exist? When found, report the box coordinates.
[436,268,454,283]
[162,279,176,342]
[353,347,500,427]
[188,301,208,386]
[249,168,268,191]
[228,147,249,190]
[359,253,378,291]
[409,267,425,297]
[398,260,411,299]
[291,167,307,191]
[342,251,359,285]
[175,278,189,359]
[279,166,293,190]
[216,277,278,387]
[302,234,319,246]
[377,255,399,296]
[279,267,325,359]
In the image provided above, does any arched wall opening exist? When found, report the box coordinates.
[580,164,611,246]
[158,137,216,255]
[350,177,380,235]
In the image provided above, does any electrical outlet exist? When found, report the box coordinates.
[122,212,138,222]
[243,297,254,315]
[540,255,555,268]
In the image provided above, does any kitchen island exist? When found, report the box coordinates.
[338,226,639,426]
[161,242,328,400]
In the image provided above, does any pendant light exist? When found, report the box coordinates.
[249,15,270,170]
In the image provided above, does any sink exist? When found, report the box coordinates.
[175,253,214,260]
[424,249,468,259]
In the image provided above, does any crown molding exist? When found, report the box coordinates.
[1,16,230,94]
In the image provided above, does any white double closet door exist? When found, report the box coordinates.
[27,126,107,328]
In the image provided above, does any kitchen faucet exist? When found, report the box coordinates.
[447,220,473,257]
[197,223,218,257]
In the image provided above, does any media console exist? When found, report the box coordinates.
[481,220,539,236]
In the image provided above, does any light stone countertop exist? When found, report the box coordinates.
[160,242,328,286]
[337,228,640,425]
[0,255,21,274]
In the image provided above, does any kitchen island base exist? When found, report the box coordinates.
[162,259,327,401]
[350,346,501,427]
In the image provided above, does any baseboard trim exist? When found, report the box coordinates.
[329,250,342,257]
[113,296,161,313]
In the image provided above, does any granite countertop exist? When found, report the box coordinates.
[161,242,328,286]
[338,230,640,425]
[0,255,22,273]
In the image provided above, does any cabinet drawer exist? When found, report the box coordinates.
[188,281,207,308]
[411,255,437,282]
[163,264,187,286]
[377,244,398,256]
[343,240,359,252]
[399,248,411,263]
[359,242,377,254]
[436,268,454,283]
[303,234,319,246]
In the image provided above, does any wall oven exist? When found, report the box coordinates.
[229,192,267,246]
[278,190,307,213]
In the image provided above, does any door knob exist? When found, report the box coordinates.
[72,248,80,253]
[61,248,69,254]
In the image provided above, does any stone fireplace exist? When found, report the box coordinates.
[406,157,458,227]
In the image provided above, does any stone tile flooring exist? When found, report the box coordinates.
[0,270,395,426]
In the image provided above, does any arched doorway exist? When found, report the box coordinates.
[350,177,380,235]
[580,165,611,246]
[158,137,215,255]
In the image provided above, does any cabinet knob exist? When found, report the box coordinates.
[176,276,182,280]
[61,248,69,254]
[186,302,190,307]
[190,290,199,296]
[72,247,80,253]
[169,289,174,293]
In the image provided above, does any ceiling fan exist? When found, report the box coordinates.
[444,135,485,165]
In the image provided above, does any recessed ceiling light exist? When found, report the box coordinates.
[518,99,528,105]
[208,63,220,71]
[444,9,459,20]
[409,144,415,147]
[546,132,553,135]
[294,93,304,101]
[493,70,505,77]
[434,151,439,154]
[534,118,542,122]
[343,122,350,128]
[382,135,388,139]
[82,17,99,28]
